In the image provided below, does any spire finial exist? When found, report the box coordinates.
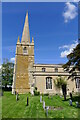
[32,37,34,44]
[17,36,20,44]
[26,10,28,19]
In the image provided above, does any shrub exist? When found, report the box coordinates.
[34,87,40,96]
[34,91,40,96]
[35,87,37,91]
[2,87,12,91]
[44,93,49,96]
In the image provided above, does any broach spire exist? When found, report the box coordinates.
[21,11,30,44]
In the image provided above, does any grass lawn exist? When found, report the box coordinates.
[2,92,80,119]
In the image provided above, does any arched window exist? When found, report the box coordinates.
[42,68,46,72]
[46,77,52,89]
[23,47,27,54]
[55,67,58,72]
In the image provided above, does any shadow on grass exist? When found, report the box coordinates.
[62,95,80,102]
[62,98,70,101]
[72,104,80,108]
[72,96,80,102]
[62,95,80,109]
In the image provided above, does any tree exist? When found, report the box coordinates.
[54,76,67,100]
[62,43,80,80]
[2,59,14,89]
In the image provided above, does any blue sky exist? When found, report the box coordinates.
[2,2,78,64]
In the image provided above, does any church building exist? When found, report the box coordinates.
[12,12,80,95]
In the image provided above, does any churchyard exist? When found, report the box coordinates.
[2,92,80,118]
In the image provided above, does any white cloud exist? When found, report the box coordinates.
[63,2,77,23]
[10,57,15,63]
[73,0,79,2]
[59,45,70,49]
[60,40,78,58]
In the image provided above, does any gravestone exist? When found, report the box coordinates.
[40,96,42,103]
[16,92,19,101]
[43,101,45,110]
[76,102,79,108]
[69,99,72,106]
[46,107,48,117]
[26,97,29,106]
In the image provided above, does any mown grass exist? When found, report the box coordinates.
[2,92,80,118]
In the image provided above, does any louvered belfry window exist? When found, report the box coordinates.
[23,47,27,54]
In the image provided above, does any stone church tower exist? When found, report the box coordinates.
[12,12,34,94]
[12,11,79,95]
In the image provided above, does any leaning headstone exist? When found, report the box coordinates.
[69,99,72,106]
[46,107,48,117]
[40,96,42,103]
[43,101,45,110]
[76,102,79,108]
[26,97,29,106]
[16,92,19,101]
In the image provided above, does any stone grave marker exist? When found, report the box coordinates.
[76,102,80,108]
[69,99,72,106]
[40,96,42,103]
[26,97,29,106]
[16,92,19,101]
[43,101,45,110]
[46,106,49,117]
